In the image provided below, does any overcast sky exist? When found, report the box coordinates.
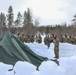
[0,0,76,25]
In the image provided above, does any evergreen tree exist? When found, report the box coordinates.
[26,8,33,34]
[23,10,27,33]
[15,12,22,27]
[0,12,6,34]
[14,12,22,33]
[72,14,76,27]
[7,5,14,31]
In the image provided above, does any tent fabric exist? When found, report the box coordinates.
[0,32,48,67]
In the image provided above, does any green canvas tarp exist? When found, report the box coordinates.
[0,32,47,67]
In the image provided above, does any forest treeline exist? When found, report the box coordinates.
[0,5,76,36]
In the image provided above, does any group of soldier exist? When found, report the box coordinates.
[44,34,76,59]
[16,33,76,59]
[44,34,76,47]
[16,33,42,43]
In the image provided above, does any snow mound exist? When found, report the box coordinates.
[14,61,36,75]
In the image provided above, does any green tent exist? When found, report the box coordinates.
[0,32,48,67]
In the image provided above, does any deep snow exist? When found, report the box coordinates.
[0,35,76,75]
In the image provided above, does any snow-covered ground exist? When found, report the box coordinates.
[0,35,76,75]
